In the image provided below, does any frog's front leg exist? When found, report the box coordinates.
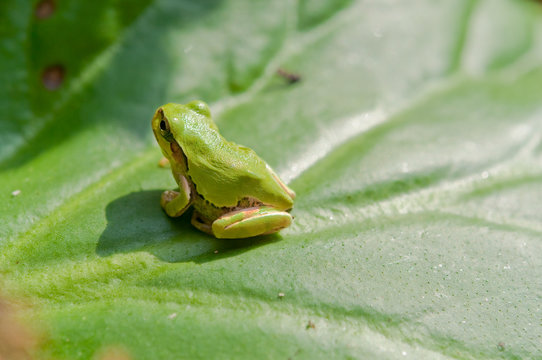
[161,175,193,217]
[210,207,292,239]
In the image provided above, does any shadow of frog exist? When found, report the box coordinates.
[97,191,281,263]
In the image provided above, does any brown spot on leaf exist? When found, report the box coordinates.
[35,0,56,20]
[95,346,133,360]
[0,298,38,360]
[42,64,65,90]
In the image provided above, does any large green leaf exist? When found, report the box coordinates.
[1,0,542,358]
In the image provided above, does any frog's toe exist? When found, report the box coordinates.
[212,207,292,239]
[191,211,213,235]
[161,189,192,217]
[160,190,179,208]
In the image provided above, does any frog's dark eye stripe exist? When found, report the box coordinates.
[162,132,174,142]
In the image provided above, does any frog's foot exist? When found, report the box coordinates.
[161,190,191,217]
[211,207,292,239]
[190,211,213,235]
[158,157,170,168]
[161,175,193,217]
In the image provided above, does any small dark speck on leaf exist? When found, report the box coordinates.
[42,64,65,90]
[35,0,56,19]
[277,68,301,84]
[306,320,316,330]
[497,342,505,351]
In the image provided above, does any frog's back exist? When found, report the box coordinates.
[180,116,293,209]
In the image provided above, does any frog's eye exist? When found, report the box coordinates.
[160,119,168,132]
[159,118,174,142]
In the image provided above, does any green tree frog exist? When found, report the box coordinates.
[151,101,296,239]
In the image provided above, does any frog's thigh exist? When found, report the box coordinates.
[161,176,192,217]
[212,207,292,239]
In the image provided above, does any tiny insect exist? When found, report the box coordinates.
[277,68,301,84]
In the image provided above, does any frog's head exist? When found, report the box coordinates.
[151,101,217,160]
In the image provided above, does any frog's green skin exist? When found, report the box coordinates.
[151,101,295,239]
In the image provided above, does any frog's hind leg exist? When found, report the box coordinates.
[211,207,292,239]
[191,211,213,235]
